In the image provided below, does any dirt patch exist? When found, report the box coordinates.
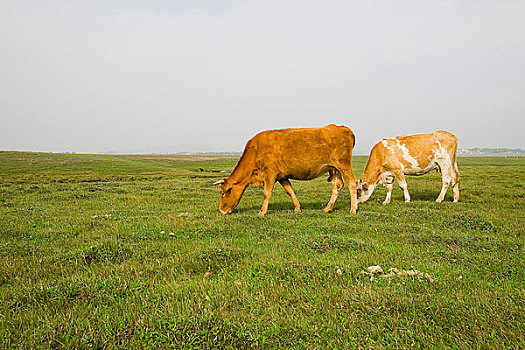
[361,265,435,282]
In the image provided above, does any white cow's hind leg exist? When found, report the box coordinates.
[436,167,453,203]
[399,182,410,203]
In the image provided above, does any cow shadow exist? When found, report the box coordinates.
[233,189,454,214]
[377,188,456,203]
[237,200,343,214]
[406,189,451,202]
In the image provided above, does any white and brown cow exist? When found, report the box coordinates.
[357,131,460,205]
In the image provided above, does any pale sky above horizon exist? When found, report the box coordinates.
[1,0,524,154]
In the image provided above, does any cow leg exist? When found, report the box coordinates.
[259,179,276,216]
[436,166,454,203]
[337,167,358,214]
[323,171,343,213]
[279,179,301,212]
[452,182,459,202]
[383,183,393,205]
[393,171,410,203]
[382,173,395,205]
[452,162,460,202]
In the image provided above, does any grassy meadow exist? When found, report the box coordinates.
[0,151,524,349]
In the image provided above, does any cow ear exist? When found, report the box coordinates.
[223,183,233,192]
[213,179,225,186]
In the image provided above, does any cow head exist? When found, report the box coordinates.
[356,179,375,204]
[213,179,248,214]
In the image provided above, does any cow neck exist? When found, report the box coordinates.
[362,156,382,186]
[228,142,257,186]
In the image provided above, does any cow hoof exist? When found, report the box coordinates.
[323,207,332,213]
[294,208,302,213]
[382,200,390,205]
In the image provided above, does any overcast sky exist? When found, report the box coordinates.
[1,0,524,154]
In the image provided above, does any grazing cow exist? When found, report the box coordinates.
[213,125,358,215]
[357,131,459,204]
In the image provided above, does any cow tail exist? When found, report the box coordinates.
[452,136,460,183]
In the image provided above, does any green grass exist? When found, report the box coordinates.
[1,151,524,349]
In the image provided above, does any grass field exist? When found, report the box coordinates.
[0,151,524,349]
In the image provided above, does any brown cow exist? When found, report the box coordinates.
[357,130,460,205]
[213,125,358,215]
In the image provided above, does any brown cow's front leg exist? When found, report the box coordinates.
[279,179,301,212]
[259,179,276,216]
[324,171,343,213]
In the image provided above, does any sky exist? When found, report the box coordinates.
[1,0,524,154]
